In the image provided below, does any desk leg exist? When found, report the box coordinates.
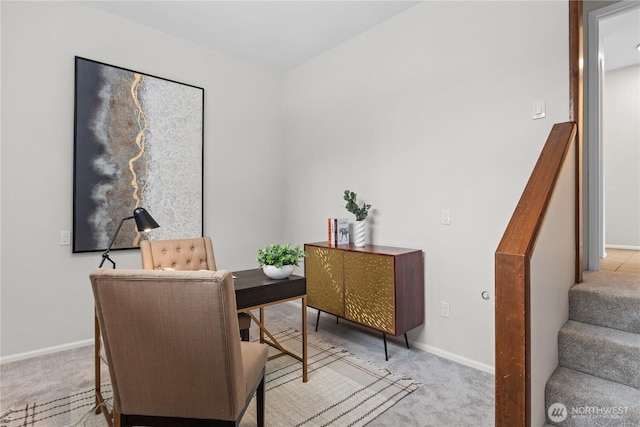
[259,307,265,343]
[302,295,308,382]
[242,296,308,383]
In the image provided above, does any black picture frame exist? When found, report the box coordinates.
[73,56,204,253]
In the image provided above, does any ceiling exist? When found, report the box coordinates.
[80,1,420,72]
[81,1,639,73]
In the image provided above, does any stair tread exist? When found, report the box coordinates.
[559,320,640,389]
[562,320,640,345]
[570,273,640,333]
[579,271,640,297]
[547,367,640,404]
[546,367,640,425]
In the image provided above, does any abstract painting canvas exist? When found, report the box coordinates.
[73,57,204,253]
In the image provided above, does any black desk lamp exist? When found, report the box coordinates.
[99,207,160,268]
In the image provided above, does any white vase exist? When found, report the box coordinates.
[354,220,366,247]
[263,264,294,279]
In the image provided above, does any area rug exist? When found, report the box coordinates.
[1,329,420,427]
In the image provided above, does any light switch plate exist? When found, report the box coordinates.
[441,208,451,225]
[533,99,546,120]
[59,230,71,246]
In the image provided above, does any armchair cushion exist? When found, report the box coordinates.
[140,237,215,271]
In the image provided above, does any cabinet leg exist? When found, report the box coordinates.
[383,333,388,361]
[404,333,410,349]
[336,316,339,324]
[315,310,321,332]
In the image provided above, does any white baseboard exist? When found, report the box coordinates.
[605,244,640,251]
[0,338,93,365]
[300,300,495,375]
[2,301,496,377]
[409,341,495,375]
[1,335,495,376]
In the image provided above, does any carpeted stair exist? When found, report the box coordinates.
[545,271,640,426]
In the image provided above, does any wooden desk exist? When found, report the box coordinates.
[233,268,308,383]
[95,269,307,427]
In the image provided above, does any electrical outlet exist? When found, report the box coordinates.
[59,230,71,246]
[440,301,450,318]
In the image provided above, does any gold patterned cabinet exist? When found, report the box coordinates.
[344,251,395,333]
[304,245,345,317]
[304,242,424,359]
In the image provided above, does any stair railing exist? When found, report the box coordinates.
[494,122,577,427]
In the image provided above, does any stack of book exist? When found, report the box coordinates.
[327,218,349,246]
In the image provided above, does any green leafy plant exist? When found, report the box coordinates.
[344,190,371,221]
[257,243,307,268]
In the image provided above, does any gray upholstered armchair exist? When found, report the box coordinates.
[140,237,252,341]
[90,268,268,427]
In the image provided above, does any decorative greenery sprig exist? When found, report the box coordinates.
[344,190,371,221]
[257,243,307,268]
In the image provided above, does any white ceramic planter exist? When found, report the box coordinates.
[354,220,366,247]
[262,264,294,279]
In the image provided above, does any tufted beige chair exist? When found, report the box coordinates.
[90,268,268,427]
[140,237,252,341]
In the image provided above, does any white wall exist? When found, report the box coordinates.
[530,141,576,427]
[282,1,569,370]
[604,64,640,248]
[0,1,284,359]
[1,1,572,373]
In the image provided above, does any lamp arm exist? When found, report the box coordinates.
[98,215,134,269]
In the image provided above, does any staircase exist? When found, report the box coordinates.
[544,271,640,426]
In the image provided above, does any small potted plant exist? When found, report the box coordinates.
[257,243,307,279]
[344,190,371,247]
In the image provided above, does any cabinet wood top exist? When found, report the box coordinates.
[305,242,422,256]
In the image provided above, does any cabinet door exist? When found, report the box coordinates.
[305,246,345,317]
[344,252,395,334]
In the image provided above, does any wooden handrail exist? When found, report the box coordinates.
[494,121,577,427]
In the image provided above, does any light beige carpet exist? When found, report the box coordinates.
[1,329,420,427]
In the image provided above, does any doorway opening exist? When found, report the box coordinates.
[585,1,640,271]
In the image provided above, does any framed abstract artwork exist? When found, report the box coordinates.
[73,57,204,253]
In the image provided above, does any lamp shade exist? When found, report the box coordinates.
[133,207,160,232]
